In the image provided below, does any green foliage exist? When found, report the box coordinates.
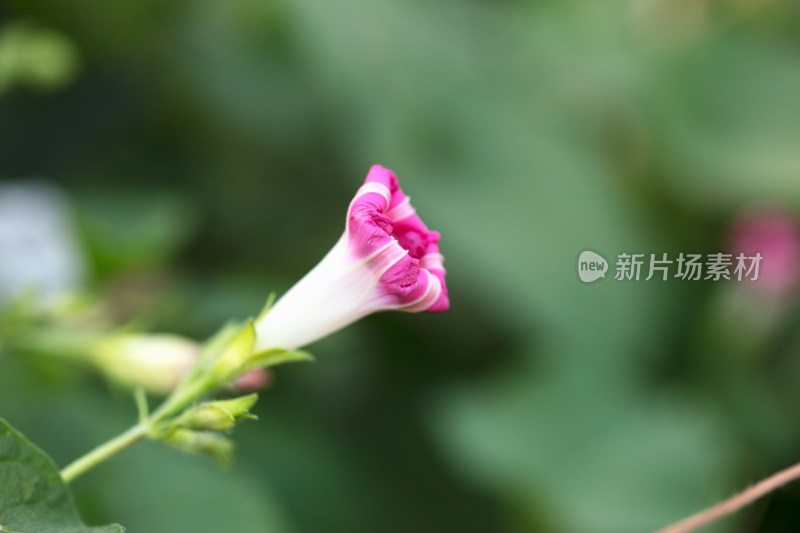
[0,22,79,95]
[3,0,800,531]
[0,418,123,533]
[87,441,295,533]
[75,192,199,275]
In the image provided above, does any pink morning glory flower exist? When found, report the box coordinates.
[254,165,448,351]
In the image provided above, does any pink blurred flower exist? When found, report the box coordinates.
[728,209,800,293]
[254,165,448,351]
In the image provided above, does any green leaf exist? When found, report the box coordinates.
[0,418,124,533]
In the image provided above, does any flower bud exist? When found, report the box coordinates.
[172,394,258,432]
[91,333,198,394]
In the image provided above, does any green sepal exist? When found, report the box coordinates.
[245,347,315,371]
[207,319,314,385]
[254,293,276,324]
[199,321,245,365]
[158,394,259,433]
[0,418,125,533]
[209,318,259,381]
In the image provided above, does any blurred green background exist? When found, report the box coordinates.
[3,0,800,532]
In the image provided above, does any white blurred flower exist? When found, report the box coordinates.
[0,180,87,306]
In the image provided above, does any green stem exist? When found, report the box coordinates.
[60,423,148,483]
[151,376,213,423]
[59,376,215,484]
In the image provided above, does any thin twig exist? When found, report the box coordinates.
[655,461,800,533]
